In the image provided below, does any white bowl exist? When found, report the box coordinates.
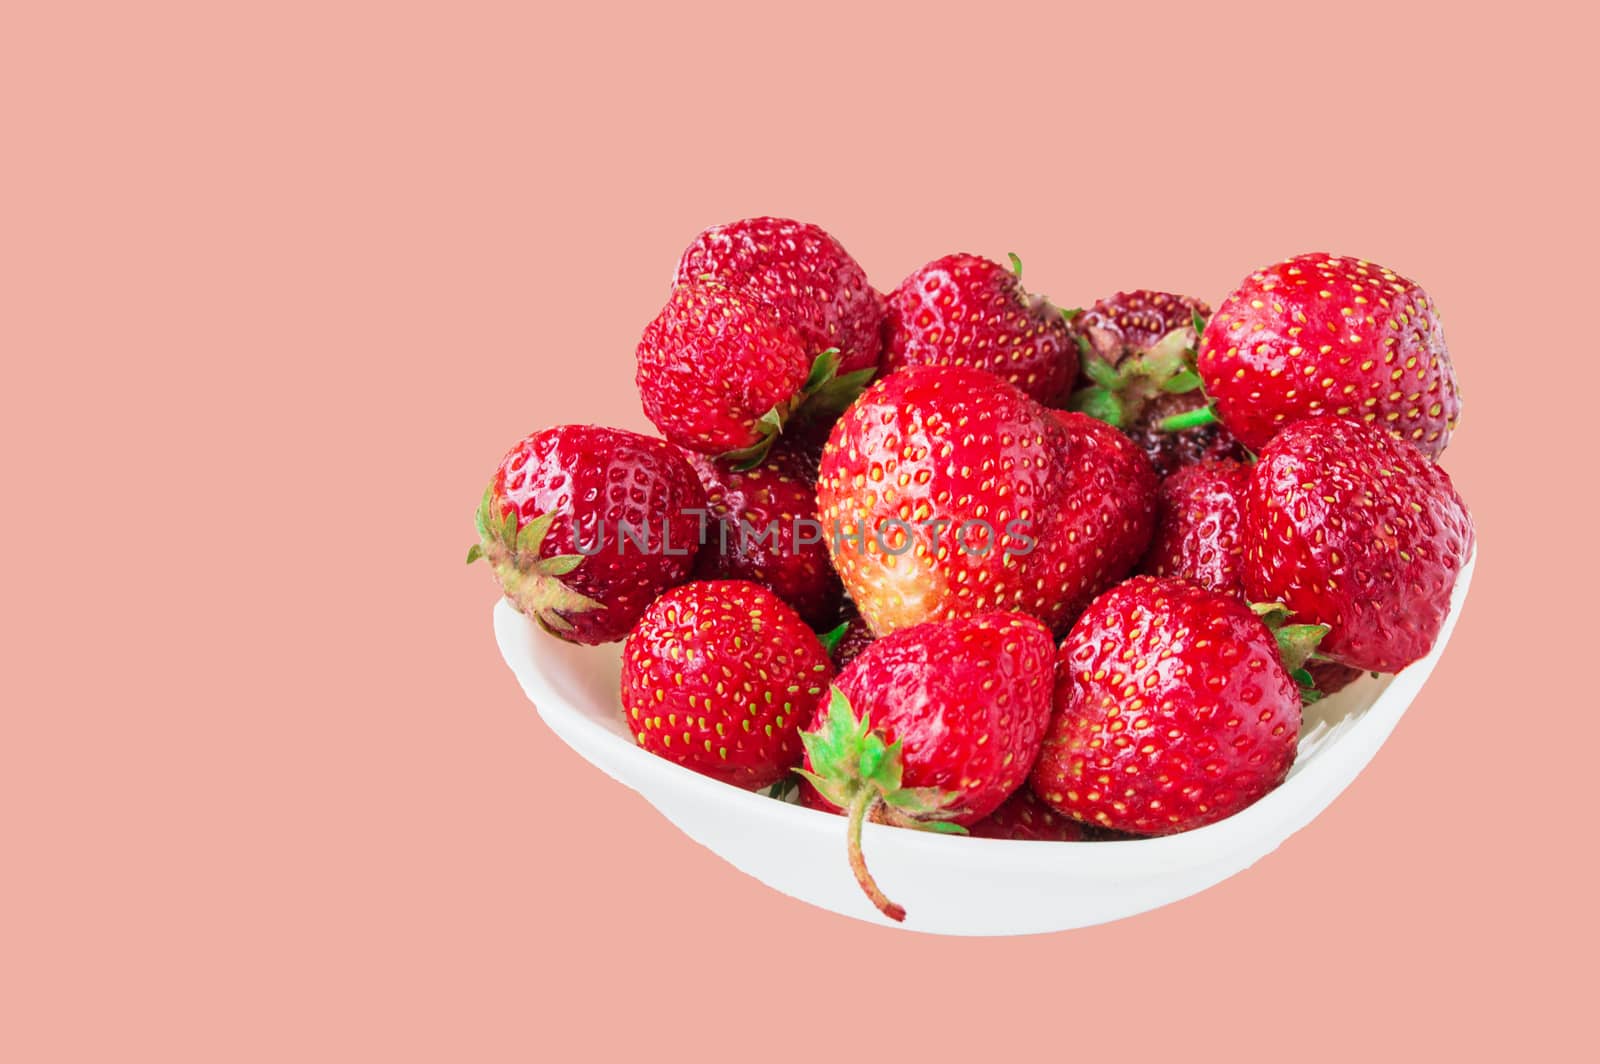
[493,553,1474,936]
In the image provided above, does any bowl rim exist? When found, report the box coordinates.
[495,550,1474,871]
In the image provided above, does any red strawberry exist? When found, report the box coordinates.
[674,216,885,377]
[1139,459,1253,595]
[1243,417,1474,672]
[817,365,1156,637]
[1030,576,1308,835]
[1048,411,1162,616]
[620,580,833,789]
[883,253,1077,403]
[969,788,1090,842]
[682,444,842,627]
[469,425,705,644]
[1197,253,1461,457]
[800,612,1056,920]
[1140,459,1376,700]
[1065,290,1246,476]
[637,281,860,465]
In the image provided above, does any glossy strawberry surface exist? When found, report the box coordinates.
[883,253,1077,403]
[803,612,1056,826]
[1048,411,1160,620]
[1031,576,1302,835]
[1243,417,1473,672]
[620,581,833,789]
[474,425,705,644]
[1140,459,1253,595]
[683,445,842,627]
[636,281,812,455]
[817,366,1155,637]
[1198,253,1461,457]
[674,216,885,376]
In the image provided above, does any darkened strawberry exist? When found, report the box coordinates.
[637,281,864,466]
[1065,290,1246,476]
[817,365,1156,637]
[1031,576,1311,835]
[1243,417,1473,672]
[1139,459,1253,594]
[682,445,842,627]
[1197,253,1461,457]
[969,789,1089,842]
[800,612,1056,920]
[1306,660,1364,696]
[819,605,875,669]
[882,253,1077,403]
[620,580,833,789]
[674,216,885,377]
[781,416,834,484]
[469,425,705,644]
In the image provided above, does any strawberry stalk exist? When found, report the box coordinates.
[845,788,904,922]
[797,688,967,923]
[1156,405,1220,432]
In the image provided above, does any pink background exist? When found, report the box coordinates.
[7,2,1591,1060]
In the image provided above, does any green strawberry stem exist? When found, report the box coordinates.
[797,688,968,923]
[846,788,905,922]
[1155,404,1219,432]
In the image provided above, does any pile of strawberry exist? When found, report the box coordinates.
[472,218,1475,921]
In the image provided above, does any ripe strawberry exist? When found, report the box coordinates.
[682,444,842,627]
[969,788,1089,842]
[620,581,833,789]
[1139,459,1253,595]
[1049,410,1162,616]
[674,216,885,377]
[800,612,1056,920]
[883,253,1077,403]
[1065,290,1246,476]
[469,425,705,644]
[1243,417,1474,672]
[1140,459,1374,700]
[637,281,861,465]
[816,365,1156,637]
[1197,253,1461,457]
[1030,576,1308,835]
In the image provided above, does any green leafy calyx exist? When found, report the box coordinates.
[796,688,967,922]
[719,348,873,471]
[1067,324,1215,434]
[1251,602,1333,704]
[468,485,603,637]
